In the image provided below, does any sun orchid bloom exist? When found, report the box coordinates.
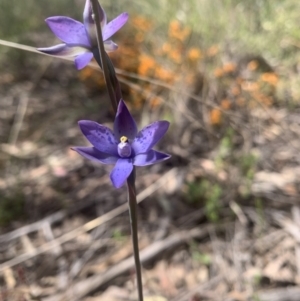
[72,100,170,188]
[37,0,128,70]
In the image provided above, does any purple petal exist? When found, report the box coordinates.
[72,147,118,164]
[132,121,170,154]
[78,120,118,156]
[83,0,107,28]
[114,100,138,141]
[83,0,94,40]
[98,1,107,27]
[133,150,170,166]
[74,52,93,69]
[83,0,107,45]
[37,44,88,57]
[102,12,129,41]
[45,16,90,47]
[104,40,118,52]
[110,158,133,188]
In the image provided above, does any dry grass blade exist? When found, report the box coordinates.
[0,38,233,115]
[8,94,29,145]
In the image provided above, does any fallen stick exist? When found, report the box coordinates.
[257,287,300,301]
[0,197,104,244]
[171,275,222,301]
[0,168,177,271]
[42,223,232,301]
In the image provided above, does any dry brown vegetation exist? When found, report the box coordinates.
[1,4,300,301]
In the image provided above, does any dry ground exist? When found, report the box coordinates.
[0,47,300,301]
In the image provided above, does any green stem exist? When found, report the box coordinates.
[90,0,118,113]
[127,168,144,301]
[104,52,123,107]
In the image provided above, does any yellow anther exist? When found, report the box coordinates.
[120,136,128,143]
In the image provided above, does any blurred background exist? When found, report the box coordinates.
[1,0,300,300]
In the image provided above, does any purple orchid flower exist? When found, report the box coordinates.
[37,0,128,70]
[72,100,170,188]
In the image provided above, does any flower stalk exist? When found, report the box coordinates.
[40,1,170,300]
[127,170,144,301]
[90,0,118,112]
[89,2,144,300]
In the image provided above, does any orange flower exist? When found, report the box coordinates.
[260,72,279,86]
[168,20,191,41]
[180,27,191,42]
[132,16,153,32]
[168,20,181,40]
[247,60,258,71]
[169,49,182,64]
[210,108,222,125]
[169,20,180,33]
[223,62,236,73]
[187,48,202,61]
[154,66,174,82]
[138,54,156,76]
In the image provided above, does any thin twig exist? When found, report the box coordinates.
[90,0,117,112]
